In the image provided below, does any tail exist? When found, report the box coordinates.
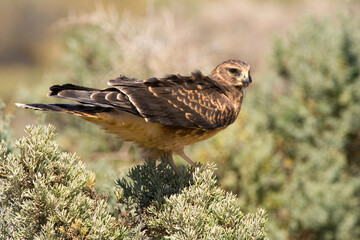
[16,83,139,118]
[15,103,112,118]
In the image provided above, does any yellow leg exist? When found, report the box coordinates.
[167,154,181,175]
[176,149,197,168]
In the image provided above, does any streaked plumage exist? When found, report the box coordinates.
[17,59,252,174]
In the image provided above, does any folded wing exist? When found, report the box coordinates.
[38,72,236,129]
[108,72,236,129]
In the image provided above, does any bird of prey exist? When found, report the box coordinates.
[16,59,252,174]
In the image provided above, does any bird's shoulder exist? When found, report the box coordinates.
[108,71,227,93]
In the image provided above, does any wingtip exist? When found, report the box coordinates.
[15,103,45,111]
[15,103,26,108]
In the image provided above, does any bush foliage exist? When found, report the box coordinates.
[0,121,268,239]
[192,10,360,240]
[145,166,267,239]
[0,125,127,239]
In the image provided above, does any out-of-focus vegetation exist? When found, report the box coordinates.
[192,5,360,240]
[1,0,359,239]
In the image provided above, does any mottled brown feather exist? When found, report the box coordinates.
[109,71,237,129]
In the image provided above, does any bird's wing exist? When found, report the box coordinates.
[46,73,237,129]
[48,83,141,117]
[108,71,237,129]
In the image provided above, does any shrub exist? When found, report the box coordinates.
[0,125,127,239]
[191,9,360,240]
[0,120,268,239]
[116,162,268,239]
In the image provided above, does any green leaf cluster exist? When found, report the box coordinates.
[192,10,360,240]
[0,115,268,239]
[115,162,268,239]
[0,125,126,239]
[146,165,267,240]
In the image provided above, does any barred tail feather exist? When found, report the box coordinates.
[15,103,112,118]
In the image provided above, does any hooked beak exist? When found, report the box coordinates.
[243,76,252,87]
[240,72,252,87]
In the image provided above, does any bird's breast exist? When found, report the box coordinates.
[82,110,223,153]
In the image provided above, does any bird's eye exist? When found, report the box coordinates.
[228,68,240,76]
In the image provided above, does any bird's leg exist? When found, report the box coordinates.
[166,154,181,175]
[176,149,197,168]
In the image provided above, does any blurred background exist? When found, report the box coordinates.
[1,0,360,239]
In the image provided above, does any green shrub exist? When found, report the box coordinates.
[191,10,360,240]
[266,16,360,239]
[0,125,127,239]
[146,165,267,240]
[0,121,268,239]
[115,162,268,239]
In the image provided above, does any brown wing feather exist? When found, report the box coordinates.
[46,72,239,129]
[109,71,237,129]
[48,83,141,116]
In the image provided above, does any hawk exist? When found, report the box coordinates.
[16,59,252,174]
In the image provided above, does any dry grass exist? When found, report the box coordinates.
[0,0,337,77]
[50,0,338,76]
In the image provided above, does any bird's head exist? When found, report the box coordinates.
[210,59,252,88]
